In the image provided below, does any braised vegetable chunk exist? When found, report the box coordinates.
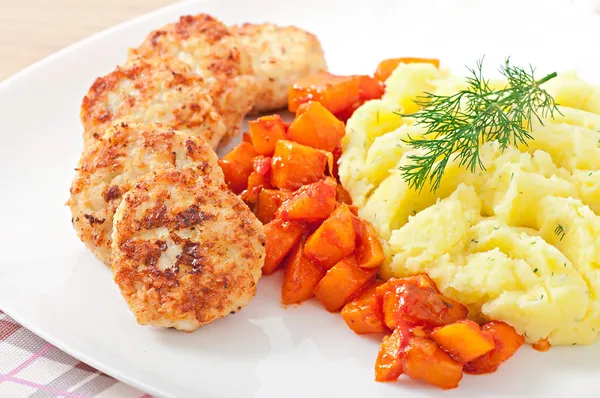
[357,75,385,101]
[377,280,467,329]
[313,256,378,311]
[270,140,328,190]
[430,320,495,363]
[288,73,360,114]
[249,115,287,156]
[263,219,305,275]
[341,281,387,334]
[403,337,463,390]
[464,322,525,375]
[218,141,258,193]
[374,57,440,82]
[374,327,408,382]
[354,218,385,269]
[256,189,293,224]
[276,178,337,222]
[287,101,346,152]
[304,203,356,269]
[281,238,326,304]
[241,156,272,205]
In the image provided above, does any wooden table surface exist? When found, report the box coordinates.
[0,0,177,82]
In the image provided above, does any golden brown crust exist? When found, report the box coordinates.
[67,122,221,266]
[80,58,227,149]
[231,23,328,113]
[127,14,258,147]
[111,167,265,331]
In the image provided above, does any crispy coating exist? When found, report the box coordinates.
[111,167,265,331]
[128,14,258,147]
[68,122,222,266]
[80,58,227,149]
[231,23,328,113]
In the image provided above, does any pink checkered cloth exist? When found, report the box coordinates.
[0,310,150,398]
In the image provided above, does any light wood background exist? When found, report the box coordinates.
[0,0,176,81]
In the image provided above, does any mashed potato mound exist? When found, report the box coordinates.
[339,62,600,345]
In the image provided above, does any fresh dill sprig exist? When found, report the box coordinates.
[399,58,560,192]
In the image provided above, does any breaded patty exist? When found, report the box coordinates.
[231,23,328,113]
[80,58,227,149]
[111,167,265,331]
[68,122,222,266]
[128,14,258,147]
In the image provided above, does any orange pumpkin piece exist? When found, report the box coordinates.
[241,156,272,205]
[403,336,463,390]
[313,256,378,312]
[286,101,345,153]
[304,203,356,269]
[374,326,409,382]
[430,320,495,364]
[377,280,467,329]
[374,57,440,83]
[341,281,387,334]
[270,140,329,190]
[357,75,385,101]
[263,219,306,275]
[288,73,360,114]
[354,218,385,269]
[218,141,258,194]
[249,114,287,156]
[256,189,293,224]
[276,178,337,222]
[464,321,525,375]
[281,237,326,305]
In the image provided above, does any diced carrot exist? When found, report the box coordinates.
[256,189,293,224]
[464,321,525,375]
[286,101,345,153]
[430,320,495,364]
[249,114,287,156]
[281,237,327,305]
[341,281,387,334]
[263,219,306,275]
[374,57,440,83]
[313,256,378,312]
[357,75,385,101]
[276,178,337,222]
[336,184,353,205]
[288,73,360,114]
[218,142,258,194]
[374,326,410,382]
[270,140,328,190]
[377,281,467,329]
[241,156,272,206]
[304,203,356,269]
[354,218,385,269]
[403,336,463,390]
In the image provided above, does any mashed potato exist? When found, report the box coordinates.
[339,62,600,345]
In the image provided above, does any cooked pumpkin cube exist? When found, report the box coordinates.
[374,57,440,83]
[281,237,326,305]
[256,189,293,224]
[374,327,408,382]
[263,219,306,275]
[287,101,345,153]
[354,218,385,269]
[276,178,337,222]
[403,336,463,390]
[430,320,495,363]
[241,156,272,206]
[341,281,387,334]
[304,203,356,268]
[249,114,287,156]
[313,256,377,311]
[288,72,360,114]
[464,321,525,374]
[270,140,328,190]
[357,75,385,101]
[218,142,258,194]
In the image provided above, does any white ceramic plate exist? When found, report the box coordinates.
[2,0,600,397]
